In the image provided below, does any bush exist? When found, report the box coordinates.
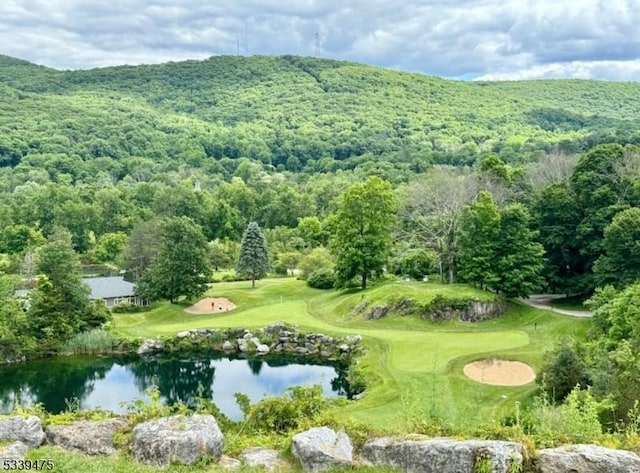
[537,341,590,401]
[111,302,142,313]
[389,248,438,280]
[307,268,336,289]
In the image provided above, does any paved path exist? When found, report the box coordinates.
[517,294,592,318]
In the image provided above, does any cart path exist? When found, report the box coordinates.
[518,294,592,317]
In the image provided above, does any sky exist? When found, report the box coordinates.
[1,0,640,81]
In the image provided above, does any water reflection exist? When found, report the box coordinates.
[0,354,350,420]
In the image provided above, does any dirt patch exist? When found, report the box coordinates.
[184,297,236,315]
[463,359,536,386]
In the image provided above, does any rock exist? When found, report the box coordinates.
[295,347,309,354]
[243,332,254,340]
[241,447,283,471]
[291,426,353,472]
[366,305,389,320]
[45,418,128,455]
[353,301,369,313]
[352,392,366,401]
[219,454,242,470]
[132,414,224,466]
[538,444,640,473]
[346,335,362,344]
[137,339,165,355]
[0,441,28,462]
[222,340,234,351]
[177,330,190,338]
[256,344,270,355]
[361,437,523,473]
[338,344,350,352]
[0,416,46,447]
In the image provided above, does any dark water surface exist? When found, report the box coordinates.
[0,354,350,420]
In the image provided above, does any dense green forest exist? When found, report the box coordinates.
[2,54,640,175]
[2,55,640,434]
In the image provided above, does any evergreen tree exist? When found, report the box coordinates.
[138,217,211,303]
[330,176,395,289]
[236,221,270,288]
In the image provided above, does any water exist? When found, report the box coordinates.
[0,354,350,420]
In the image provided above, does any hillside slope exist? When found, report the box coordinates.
[1,54,639,172]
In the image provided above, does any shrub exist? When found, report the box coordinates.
[307,268,336,289]
[111,302,142,313]
[537,341,590,402]
[237,385,329,433]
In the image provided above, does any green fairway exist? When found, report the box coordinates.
[113,278,590,431]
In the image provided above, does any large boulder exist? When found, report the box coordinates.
[45,418,128,455]
[241,447,283,471]
[361,437,523,473]
[291,426,353,472]
[0,416,46,447]
[132,414,224,466]
[137,339,165,355]
[0,442,28,462]
[537,444,640,473]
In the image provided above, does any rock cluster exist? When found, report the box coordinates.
[140,322,362,360]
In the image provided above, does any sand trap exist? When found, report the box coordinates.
[463,359,536,386]
[184,297,236,315]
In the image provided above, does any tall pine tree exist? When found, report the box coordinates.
[236,221,270,288]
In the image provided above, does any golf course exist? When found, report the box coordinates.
[113,278,591,432]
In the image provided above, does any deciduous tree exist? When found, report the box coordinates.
[330,176,395,289]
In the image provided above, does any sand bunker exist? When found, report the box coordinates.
[463,359,536,386]
[184,297,237,315]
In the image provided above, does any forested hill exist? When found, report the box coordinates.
[1,54,640,172]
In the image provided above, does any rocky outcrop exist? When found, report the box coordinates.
[137,339,165,355]
[0,442,27,462]
[291,426,353,472]
[45,418,128,455]
[364,297,507,322]
[537,444,640,473]
[241,447,283,471]
[132,414,223,466]
[0,416,46,447]
[361,437,523,473]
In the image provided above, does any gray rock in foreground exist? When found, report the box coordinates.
[0,441,28,462]
[132,414,224,466]
[0,416,46,447]
[361,437,523,473]
[538,444,640,473]
[219,454,242,470]
[241,447,282,471]
[291,426,353,472]
[45,418,128,455]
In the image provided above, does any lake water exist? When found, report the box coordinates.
[0,354,350,420]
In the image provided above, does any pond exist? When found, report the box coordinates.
[0,354,351,420]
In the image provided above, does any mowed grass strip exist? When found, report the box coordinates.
[113,278,591,430]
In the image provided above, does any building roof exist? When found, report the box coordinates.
[83,276,135,299]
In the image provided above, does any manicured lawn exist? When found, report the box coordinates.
[113,278,591,431]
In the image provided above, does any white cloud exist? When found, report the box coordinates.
[0,0,639,80]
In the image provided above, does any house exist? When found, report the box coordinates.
[83,276,148,308]
[14,276,148,309]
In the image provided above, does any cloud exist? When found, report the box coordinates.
[0,0,639,80]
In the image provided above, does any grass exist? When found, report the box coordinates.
[112,278,591,432]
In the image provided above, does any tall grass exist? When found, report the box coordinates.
[60,329,115,354]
